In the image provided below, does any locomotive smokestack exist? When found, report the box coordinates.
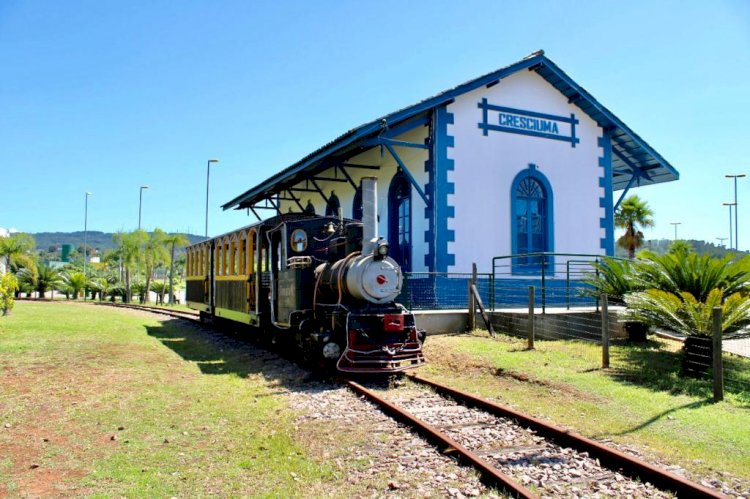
[361,177,378,255]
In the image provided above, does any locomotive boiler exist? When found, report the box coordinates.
[185,177,426,373]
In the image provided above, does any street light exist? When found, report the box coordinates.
[723,202,736,250]
[669,222,681,241]
[138,185,149,230]
[84,192,91,301]
[716,237,728,248]
[725,174,746,250]
[205,159,219,237]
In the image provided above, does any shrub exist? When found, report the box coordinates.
[623,288,750,337]
[0,273,20,315]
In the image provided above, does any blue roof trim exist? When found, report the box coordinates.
[223,52,679,210]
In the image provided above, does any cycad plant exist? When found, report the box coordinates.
[632,252,750,302]
[64,271,86,300]
[583,257,640,303]
[623,288,750,338]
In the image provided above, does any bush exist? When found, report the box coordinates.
[0,273,20,315]
[623,288,750,337]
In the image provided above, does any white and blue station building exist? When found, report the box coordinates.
[222,51,678,286]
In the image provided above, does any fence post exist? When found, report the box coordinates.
[467,281,476,331]
[601,294,609,368]
[712,307,724,402]
[527,286,535,350]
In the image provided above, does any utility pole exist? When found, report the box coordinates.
[83,192,91,301]
[669,221,681,241]
[725,174,745,250]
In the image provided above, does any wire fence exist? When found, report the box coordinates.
[397,252,749,400]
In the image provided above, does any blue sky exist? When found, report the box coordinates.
[1,1,749,249]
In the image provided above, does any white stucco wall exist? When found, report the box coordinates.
[277,126,430,272]
[446,70,605,274]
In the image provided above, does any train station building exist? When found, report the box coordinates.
[222,51,679,278]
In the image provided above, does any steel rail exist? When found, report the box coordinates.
[345,380,536,499]
[94,302,201,323]
[407,373,724,499]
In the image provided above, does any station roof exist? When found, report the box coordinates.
[223,51,679,212]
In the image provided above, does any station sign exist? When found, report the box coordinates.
[477,98,579,147]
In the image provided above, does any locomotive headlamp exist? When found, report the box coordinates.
[374,239,389,260]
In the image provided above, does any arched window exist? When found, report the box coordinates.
[388,171,411,272]
[511,166,553,273]
[352,185,363,221]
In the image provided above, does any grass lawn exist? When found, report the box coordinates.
[422,331,750,488]
[0,301,337,497]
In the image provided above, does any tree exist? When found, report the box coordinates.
[143,229,168,303]
[668,240,693,257]
[19,263,63,299]
[113,230,147,303]
[0,273,19,315]
[64,271,86,300]
[164,233,189,305]
[0,233,35,272]
[615,195,654,259]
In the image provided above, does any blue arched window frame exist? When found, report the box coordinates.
[388,171,412,272]
[510,165,554,275]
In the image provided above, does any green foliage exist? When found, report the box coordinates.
[583,257,640,302]
[0,273,19,315]
[18,263,64,298]
[0,233,36,270]
[633,252,750,302]
[624,288,750,337]
[64,271,86,299]
[668,240,694,257]
[614,195,654,259]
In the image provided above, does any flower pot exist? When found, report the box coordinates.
[682,336,713,377]
[623,321,649,342]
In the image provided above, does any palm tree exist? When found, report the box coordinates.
[64,271,86,300]
[113,230,147,303]
[164,233,190,305]
[143,229,168,304]
[25,264,63,299]
[0,233,35,272]
[614,195,654,259]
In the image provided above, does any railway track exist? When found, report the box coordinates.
[346,376,724,498]
[102,302,725,498]
[95,302,201,322]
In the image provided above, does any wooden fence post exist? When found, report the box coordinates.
[467,281,476,331]
[712,307,724,402]
[601,294,610,369]
[527,286,535,350]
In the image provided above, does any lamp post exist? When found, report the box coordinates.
[205,159,219,237]
[138,185,149,230]
[716,237,728,248]
[84,192,91,301]
[669,222,681,241]
[723,202,736,250]
[725,174,746,250]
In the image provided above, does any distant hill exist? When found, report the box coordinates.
[31,231,207,253]
[615,239,749,259]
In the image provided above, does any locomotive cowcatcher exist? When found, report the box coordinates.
[185,177,426,373]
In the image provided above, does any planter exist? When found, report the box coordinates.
[681,335,713,377]
[623,321,649,342]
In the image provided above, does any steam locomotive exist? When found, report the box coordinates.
[185,177,426,373]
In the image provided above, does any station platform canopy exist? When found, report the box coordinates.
[222,51,679,213]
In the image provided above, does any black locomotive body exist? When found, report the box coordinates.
[185,178,426,373]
